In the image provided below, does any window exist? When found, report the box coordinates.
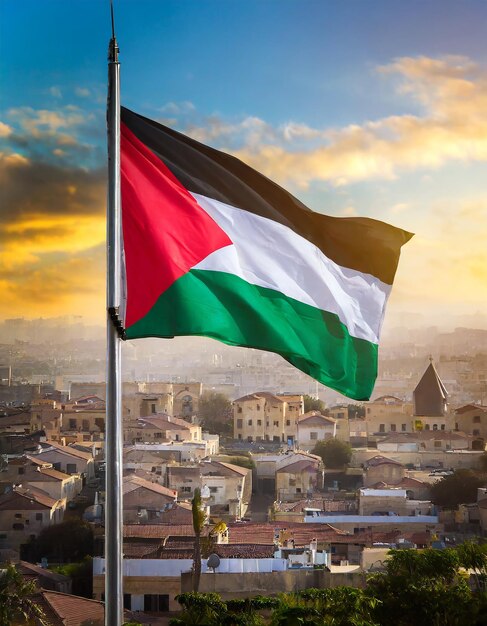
[18,467,24,475]
[473,429,480,436]
[441,424,445,431]
[248,419,252,426]
[474,415,481,423]
[82,419,89,431]
[247,436,253,442]
[154,432,163,439]
[256,404,260,411]
[257,420,262,426]
[35,513,43,521]
[401,424,407,432]
[273,421,279,427]
[455,423,459,431]
[390,424,396,432]
[433,424,438,431]
[337,412,345,419]
[14,513,21,519]
[425,424,430,431]
[367,408,371,414]
[266,421,270,427]
[296,487,302,493]
[144,595,169,612]
[237,407,242,413]
[181,486,192,492]
[237,419,243,429]
[69,419,77,429]
[209,486,219,493]
[434,441,441,448]
[66,463,77,474]
[237,434,242,440]
[310,432,318,440]
[286,420,291,426]
[151,403,156,413]
[379,424,385,433]
[53,463,61,471]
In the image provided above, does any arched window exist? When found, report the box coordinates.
[182,394,193,417]
[433,424,438,431]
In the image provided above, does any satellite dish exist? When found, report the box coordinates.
[207,553,220,572]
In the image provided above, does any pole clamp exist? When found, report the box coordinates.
[108,307,126,340]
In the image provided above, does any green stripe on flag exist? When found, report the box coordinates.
[125,269,378,400]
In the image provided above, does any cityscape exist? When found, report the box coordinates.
[1,316,487,623]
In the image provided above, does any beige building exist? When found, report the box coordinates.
[297,412,336,450]
[233,392,303,443]
[363,455,405,488]
[0,486,64,551]
[124,415,202,444]
[167,460,252,519]
[276,458,322,501]
[29,399,62,441]
[364,395,414,438]
[33,442,95,477]
[0,455,82,502]
[454,404,487,450]
[123,475,177,523]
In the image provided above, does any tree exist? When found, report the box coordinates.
[0,564,47,626]
[303,395,325,413]
[430,469,486,509]
[198,392,232,436]
[312,439,352,469]
[365,548,476,626]
[226,455,255,470]
[21,518,94,563]
[192,488,207,592]
[456,541,487,591]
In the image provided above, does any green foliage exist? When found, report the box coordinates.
[170,548,487,625]
[0,564,47,626]
[171,592,228,625]
[312,438,352,468]
[21,517,94,563]
[303,395,325,413]
[226,455,255,470]
[430,469,486,508]
[198,391,232,436]
[366,548,475,626]
[53,556,93,597]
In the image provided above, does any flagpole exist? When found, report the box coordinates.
[106,29,124,626]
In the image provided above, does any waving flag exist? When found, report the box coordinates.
[120,107,412,400]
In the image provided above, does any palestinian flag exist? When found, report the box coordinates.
[120,107,412,400]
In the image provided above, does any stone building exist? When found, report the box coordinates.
[233,392,303,443]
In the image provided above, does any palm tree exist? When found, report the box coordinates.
[0,564,47,625]
[192,488,207,592]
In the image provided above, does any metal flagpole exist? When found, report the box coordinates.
[106,10,124,625]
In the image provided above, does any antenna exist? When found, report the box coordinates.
[110,0,116,39]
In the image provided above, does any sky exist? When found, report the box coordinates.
[1,0,487,332]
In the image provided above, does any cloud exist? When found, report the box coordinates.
[75,87,91,98]
[49,86,62,98]
[158,101,195,115]
[0,122,12,137]
[178,55,487,188]
[0,244,105,318]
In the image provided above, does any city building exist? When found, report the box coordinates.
[233,392,304,443]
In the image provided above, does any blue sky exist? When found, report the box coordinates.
[1,0,487,329]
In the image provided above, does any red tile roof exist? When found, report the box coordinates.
[123,475,177,499]
[276,460,318,474]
